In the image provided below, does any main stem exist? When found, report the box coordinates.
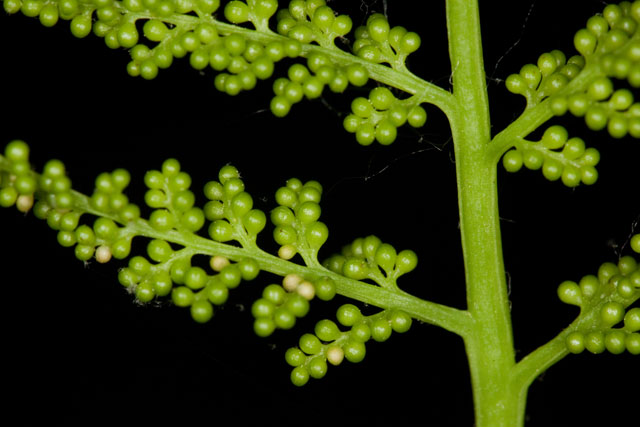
[446,1,523,425]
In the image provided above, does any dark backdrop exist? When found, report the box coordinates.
[1,1,638,425]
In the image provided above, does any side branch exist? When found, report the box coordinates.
[130,11,458,117]
[66,181,472,337]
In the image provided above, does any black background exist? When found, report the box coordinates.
[1,1,639,425]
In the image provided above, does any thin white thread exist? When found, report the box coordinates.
[489,1,536,84]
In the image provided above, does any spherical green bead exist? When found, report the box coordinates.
[343,340,366,363]
[57,230,76,247]
[565,331,585,354]
[224,0,250,23]
[631,234,640,254]
[350,321,371,343]
[624,308,640,332]
[14,175,38,195]
[149,209,175,231]
[118,267,139,288]
[299,333,322,355]
[588,76,614,101]
[541,158,563,181]
[135,281,155,303]
[152,272,173,297]
[561,166,581,188]
[375,120,397,145]
[315,319,341,342]
[598,262,620,285]
[346,63,368,87]
[271,205,296,226]
[562,137,585,160]
[626,333,640,355]
[290,366,309,386]
[371,318,392,342]
[307,357,328,379]
[237,258,260,281]
[314,277,336,301]
[74,244,95,261]
[285,294,310,318]
[502,150,523,173]
[273,306,296,330]
[505,74,527,95]
[191,300,214,323]
[342,258,369,280]
[399,31,421,54]
[395,250,418,275]
[608,115,628,139]
[251,298,275,318]
[172,286,194,307]
[111,238,132,259]
[601,301,625,327]
[604,330,627,354]
[616,277,635,298]
[147,239,173,263]
[206,281,228,305]
[230,191,253,218]
[166,258,193,288]
[38,3,59,27]
[618,255,637,275]
[242,209,266,235]
[263,283,286,305]
[75,225,95,246]
[184,266,208,290]
[285,347,306,367]
[58,211,80,232]
[298,184,321,203]
[541,125,568,150]
[251,316,275,337]
[407,105,427,128]
[585,331,606,354]
[223,177,244,198]
[369,86,395,111]
[557,280,583,306]
[337,304,362,327]
[4,140,30,162]
[161,158,181,177]
[3,0,22,14]
[219,264,242,288]
[375,243,397,273]
[305,221,329,250]
[180,207,205,232]
[390,310,412,333]
[574,28,597,56]
[209,219,234,242]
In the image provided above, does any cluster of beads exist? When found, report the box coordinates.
[274,0,353,48]
[121,251,259,322]
[270,53,369,118]
[144,158,206,234]
[251,273,335,337]
[223,0,278,32]
[323,235,418,288]
[506,50,584,108]
[203,165,267,247]
[285,304,412,386]
[502,125,600,187]
[90,168,140,223]
[343,87,427,146]
[555,73,640,139]
[270,177,328,262]
[0,140,38,213]
[559,252,640,355]
[352,13,421,71]
[507,2,640,139]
